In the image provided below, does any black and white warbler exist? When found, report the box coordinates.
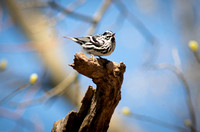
[64,30,116,57]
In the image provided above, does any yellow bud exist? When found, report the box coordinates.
[184,119,192,127]
[188,40,198,52]
[29,73,38,84]
[122,107,131,115]
[0,59,7,70]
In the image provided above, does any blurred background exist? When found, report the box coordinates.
[0,0,200,132]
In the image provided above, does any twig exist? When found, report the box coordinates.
[172,48,182,71]
[193,52,200,64]
[48,1,93,23]
[112,0,159,65]
[51,0,87,23]
[112,0,157,45]
[0,83,30,105]
[9,72,78,107]
[151,64,197,132]
[87,0,112,34]
[128,113,188,132]
[48,0,112,35]
[0,107,39,131]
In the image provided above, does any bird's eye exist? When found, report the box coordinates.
[105,36,110,40]
[111,37,115,43]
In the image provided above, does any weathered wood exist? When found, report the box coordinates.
[52,53,126,132]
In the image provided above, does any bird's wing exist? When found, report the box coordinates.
[64,35,104,47]
[89,35,104,47]
[76,36,91,42]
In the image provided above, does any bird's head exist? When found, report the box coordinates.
[102,30,116,44]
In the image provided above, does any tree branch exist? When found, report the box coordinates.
[52,53,126,132]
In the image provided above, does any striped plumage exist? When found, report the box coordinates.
[64,31,116,56]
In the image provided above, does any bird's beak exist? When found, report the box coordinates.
[112,33,115,37]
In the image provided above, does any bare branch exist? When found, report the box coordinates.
[88,0,112,34]
[172,48,182,71]
[128,112,188,132]
[193,52,200,64]
[9,73,79,107]
[151,64,197,132]
[52,53,126,132]
[48,1,94,23]
[0,83,29,105]
[113,0,160,65]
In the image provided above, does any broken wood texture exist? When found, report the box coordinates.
[52,52,126,132]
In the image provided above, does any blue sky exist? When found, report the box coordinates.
[0,0,200,132]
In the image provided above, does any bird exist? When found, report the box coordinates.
[64,30,116,58]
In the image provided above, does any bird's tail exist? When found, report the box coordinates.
[63,36,78,42]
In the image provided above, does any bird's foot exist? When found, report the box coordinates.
[98,56,103,59]
[90,55,97,62]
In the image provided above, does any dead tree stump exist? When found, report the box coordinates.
[52,52,126,132]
